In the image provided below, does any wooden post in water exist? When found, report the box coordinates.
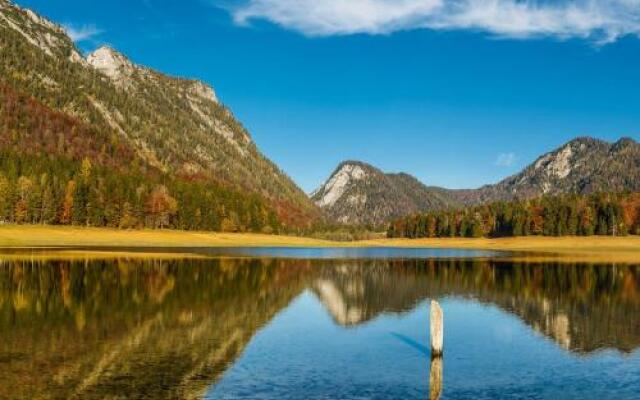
[430,300,443,357]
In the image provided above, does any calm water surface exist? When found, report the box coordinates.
[1,248,639,399]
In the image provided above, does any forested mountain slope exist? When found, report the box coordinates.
[0,0,319,230]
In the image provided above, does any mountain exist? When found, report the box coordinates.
[310,161,457,226]
[315,137,640,226]
[453,136,640,205]
[0,0,318,230]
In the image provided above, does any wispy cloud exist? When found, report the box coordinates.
[227,0,640,43]
[63,24,103,42]
[495,152,517,167]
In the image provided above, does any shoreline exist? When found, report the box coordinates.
[1,225,639,262]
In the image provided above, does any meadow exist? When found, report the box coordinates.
[1,224,640,261]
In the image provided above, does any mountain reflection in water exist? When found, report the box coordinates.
[312,259,640,353]
[0,254,638,399]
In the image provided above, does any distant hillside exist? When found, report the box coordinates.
[311,161,457,227]
[0,0,319,230]
[315,137,640,227]
[453,137,640,205]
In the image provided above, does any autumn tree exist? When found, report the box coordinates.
[14,176,33,224]
[145,185,178,229]
[0,173,11,223]
[60,180,76,225]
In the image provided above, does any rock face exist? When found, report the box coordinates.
[86,46,135,84]
[86,46,219,104]
[0,0,68,57]
[311,161,457,227]
[0,0,318,227]
[188,80,219,104]
[314,163,368,208]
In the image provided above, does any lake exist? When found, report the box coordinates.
[1,248,639,399]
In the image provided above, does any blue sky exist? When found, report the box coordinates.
[15,0,640,192]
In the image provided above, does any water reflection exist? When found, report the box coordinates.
[429,356,443,400]
[0,254,638,399]
[0,257,311,399]
[313,259,640,353]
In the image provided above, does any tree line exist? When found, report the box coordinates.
[0,151,281,232]
[387,192,640,238]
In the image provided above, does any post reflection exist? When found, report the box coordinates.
[429,356,443,400]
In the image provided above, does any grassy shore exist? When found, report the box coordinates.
[359,235,640,253]
[1,225,639,261]
[357,236,640,263]
[0,225,333,248]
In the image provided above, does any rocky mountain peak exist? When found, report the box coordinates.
[612,137,637,151]
[311,160,455,226]
[452,136,640,206]
[23,8,60,33]
[533,143,575,180]
[0,0,72,58]
[187,80,218,104]
[87,46,135,83]
[312,161,370,208]
[520,137,608,188]
[86,46,219,104]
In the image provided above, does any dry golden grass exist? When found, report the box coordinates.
[0,250,209,261]
[358,235,640,253]
[356,236,640,263]
[0,225,333,248]
[0,225,639,262]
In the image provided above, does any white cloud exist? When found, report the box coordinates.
[229,0,640,43]
[63,24,103,42]
[233,0,442,35]
[495,152,517,167]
